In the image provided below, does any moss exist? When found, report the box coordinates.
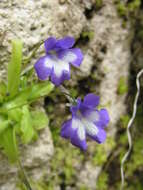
[36,181,55,190]
[109,104,143,189]
[81,31,94,41]
[128,0,141,13]
[137,30,143,40]
[125,105,143,176]
[119,132,128,145]
[96,172,108,190]
[120,115,130,128]
[92,145,107,166]
[49,144,84,187]
[117,3,127,17]
[95,0,103,10]
[49,123,60,144]
[27,144,81,189]
[92,137,115,166]
[126,138,143,176]
[116,0,141,18]
[17,183,27,190]
[117,77,128,95]
[122,20,127,28]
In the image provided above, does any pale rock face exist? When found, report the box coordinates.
[0,0,132,189]
[0,125,54,190]
[77,52,94,77]
[0,0,86,78]
[76,1,131,189]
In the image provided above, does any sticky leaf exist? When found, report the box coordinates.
[0,126,18,163]
[31,110,49,130]
[20,105,35,144]
[7,39,23,97]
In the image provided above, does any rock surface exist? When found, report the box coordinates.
[77,1,131,188]
[0,124,54,190]
[0,0,132,189]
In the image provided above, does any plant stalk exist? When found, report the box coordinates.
[18,159,33,190]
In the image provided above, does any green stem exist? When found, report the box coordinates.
[23,40,44,66]
[59,85,76,104]
[21,40,44,76]
[0,86,74,114]
[18,158,33,190]
[0,93,51,113]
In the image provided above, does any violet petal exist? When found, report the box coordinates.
[95,109,110,128]
[44,37,57,54]
[34,56,53,80]
[56,36,75,50]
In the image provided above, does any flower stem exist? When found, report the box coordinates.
[18,158,33,190]
[21,40,44,76]
[59,85,75,104]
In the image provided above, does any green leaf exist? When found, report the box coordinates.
[20,76,28,90]
[0,120,9,134]
[3,81,54,110]
[0,126,18,163]
[28,81,54,101]
[20,105,35,144]
[7,39,23,97]
[31,110,49,130]
[8,108,22,122]
[0,81,7,103]
[3,89,29,110]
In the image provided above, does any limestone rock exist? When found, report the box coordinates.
[0,125,54,190]
[0,0,132,189]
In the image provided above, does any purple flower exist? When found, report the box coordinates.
[34,36,83,86]
[61,93,110,151]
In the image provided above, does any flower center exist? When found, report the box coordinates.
[76,110,83,119]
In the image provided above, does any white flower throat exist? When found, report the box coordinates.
[72,109,99,141]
